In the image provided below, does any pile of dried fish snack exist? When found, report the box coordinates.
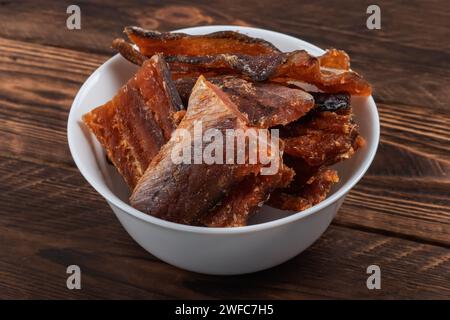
[83,27,371,227]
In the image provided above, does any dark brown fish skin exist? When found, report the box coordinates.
[311,92,350,112]
[82,55,182,188]
[112,38,146,66]
[174,76,314,128]
[173,77,198,104]
[124,26,281,56]
[165,54,285,82]
[219,78,314,128]
[130,76,265,225]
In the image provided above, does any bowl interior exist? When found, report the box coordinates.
[68,26,379,229]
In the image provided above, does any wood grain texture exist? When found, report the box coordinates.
[0,0,449,299]
[0,37,105,166]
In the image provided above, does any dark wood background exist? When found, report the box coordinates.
[0,0,449,299]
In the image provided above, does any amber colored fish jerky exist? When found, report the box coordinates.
[174,76,314,128]
[125,26,281,56]
[200,164,294,227]
[110,38,228,81]
[281,108,364,167]
[131,76,285,225]
[165,50,372,96]
[268,165,339,211]
[318,48,350,70]
[271,50,372,96]
[82,54,183,189]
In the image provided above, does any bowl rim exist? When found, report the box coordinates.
[67,25,380,235]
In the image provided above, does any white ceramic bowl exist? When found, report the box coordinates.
[67,26,379,275]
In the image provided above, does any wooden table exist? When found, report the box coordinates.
[0,0,449,299]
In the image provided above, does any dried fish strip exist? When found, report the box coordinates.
[165,50,372,95]
[125,26,281,56]
[82,55,183,188]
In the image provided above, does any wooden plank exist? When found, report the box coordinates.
[0,37,106,166]
[0,1,449,108]
[376,103,450,163]
[2,0,449,53]
[0,157,448,299]
[333,101,450,246]
[336,175,450,246]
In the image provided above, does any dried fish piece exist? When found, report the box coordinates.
[269,106,362,211]
[268,165,339,211]
[111,40,244,79]
[125,26,281,56]
[165,54,284,82]
[172,77,198,103]
[174,76,314,128]
[281,108,364,167]
[83,55,183,188]
[318,48,350,70]
[130,76,284,226]
[204,77,314,128]
[271,50,372,95]
[165,50,372,96]
[200,164,294,227]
